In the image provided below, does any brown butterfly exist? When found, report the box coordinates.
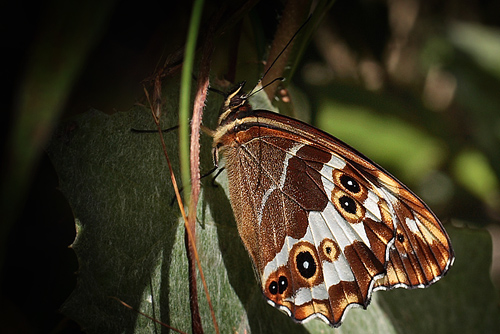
[212,83,454,327]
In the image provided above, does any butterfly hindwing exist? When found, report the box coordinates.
[219,114,393,325]
[214,92,454,327]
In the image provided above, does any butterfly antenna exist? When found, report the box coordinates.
[248,15,311,96]
[247,77,284,98]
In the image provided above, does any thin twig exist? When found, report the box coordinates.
[110,297,188,334]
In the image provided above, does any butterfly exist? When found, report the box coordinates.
[211,82,454,327]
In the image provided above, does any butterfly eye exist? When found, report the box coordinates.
[229,96,243,107]
[340,174,360,193]
[269,281,278,295]
[268,275,288,295]
[397,233,405,242]
[320,238,341,262]
[278,276,288,294]
[296,251,316,279]
[339,195,357,214]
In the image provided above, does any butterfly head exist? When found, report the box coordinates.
[217,82,253,127]
[212,82,254,167]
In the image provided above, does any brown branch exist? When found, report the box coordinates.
[186,8,220,334]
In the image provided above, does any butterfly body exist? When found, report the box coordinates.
[212,83,454,327]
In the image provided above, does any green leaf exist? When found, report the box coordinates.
[47,107,185,332]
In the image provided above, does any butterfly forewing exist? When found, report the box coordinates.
[213,91,454,327]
